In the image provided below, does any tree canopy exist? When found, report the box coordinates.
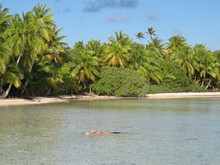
[0,4,219,98]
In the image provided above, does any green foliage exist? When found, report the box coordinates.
[101,31,132,67]
[0,3,219,97]
[3,64,23,88]
[90,67,148,97]
[146,61,204,93]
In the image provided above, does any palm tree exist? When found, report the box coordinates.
[3,3,59,97]
[86,39,103,58]
[102,31,132,67]
[193,44,219,88]
[128,43,146,69]
[137,53,162,84]
[0,4,13,97]
[129,43,162,84]
[71,48,99,88]
[0,9,24,97]
[0,4,11,75]
[0,4,11,33]
[166,35,195,78]
[176,47,195,78]
[20,4,66,95]
[136,32,145,40]
[147,37,165,58]
[5,12,43,96]
[43,28,67,96]
[166,35,188,55]
[146,27,156,43]
[33,3,56,42]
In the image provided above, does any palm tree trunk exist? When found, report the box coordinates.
[16,53,23,65]
[205,80,211,90]
[3,53,23,98]
[4,84,12,98]
[194,75,197,82]
[201,77,205,87]
[150,35,153,43]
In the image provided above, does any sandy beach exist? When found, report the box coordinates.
[0,92,220,107]
[0,95,118,107]
[145,92,220,98]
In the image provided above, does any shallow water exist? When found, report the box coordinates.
[0,97,220,165]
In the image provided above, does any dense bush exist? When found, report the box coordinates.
[90,67,148,96]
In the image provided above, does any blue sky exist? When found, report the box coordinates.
[1,0,220,50]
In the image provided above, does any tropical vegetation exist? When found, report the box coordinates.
[0,4,219,98]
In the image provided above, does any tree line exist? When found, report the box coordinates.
[0,4,219,98]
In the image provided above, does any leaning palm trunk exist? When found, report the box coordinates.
[3,53,23,98]
[205,80,211,90]
[201,77,205,87]
[3,84,12,98]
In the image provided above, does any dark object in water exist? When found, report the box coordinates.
[112,132,121,134]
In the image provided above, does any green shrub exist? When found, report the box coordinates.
[90,67,148,96]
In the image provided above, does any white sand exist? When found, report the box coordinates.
[0,95,117,107]
[0,92,220,107]
[145,92,220,98]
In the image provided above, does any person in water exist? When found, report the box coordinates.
[84,129,121,135]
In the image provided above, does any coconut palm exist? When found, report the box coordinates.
[6,12,43,96]
[0,4,11,75]
[86,40,103,58]
[166,35,195,78]
[136,32,145,40]
[147,37,165,58]
[0,19,24,97]
[0,4,13,96]
[166,35,188,55]
[102,31,132,67]
[128,43,146,69]
[33,3,56,42]
[19,4,66,95]
[129,43,162,84]
[193,44,219,88]
[71,48,99,88]
[137,53,162,84]
[175,47,195,77]
[0,4,11,33]
[146,27,156,43]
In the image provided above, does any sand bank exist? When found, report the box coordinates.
[0,92,220,107]
[0,95,117,107]
[145,92,220,98]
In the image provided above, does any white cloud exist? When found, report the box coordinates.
[83,0,139,12]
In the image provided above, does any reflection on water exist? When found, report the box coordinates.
[0,98,220,164]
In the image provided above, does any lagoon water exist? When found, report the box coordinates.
[0,98,220,165]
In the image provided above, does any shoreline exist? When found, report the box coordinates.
[0,92,220,107]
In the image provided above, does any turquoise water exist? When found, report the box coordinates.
[0,98,220,165]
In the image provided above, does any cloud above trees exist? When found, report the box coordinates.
[83,0,139,12]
